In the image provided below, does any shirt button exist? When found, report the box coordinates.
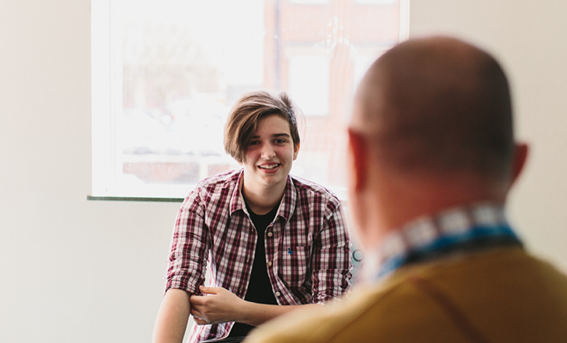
[267,232,273,237]
[275,291,281,297]
[267,261,272,267]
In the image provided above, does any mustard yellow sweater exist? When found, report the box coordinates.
[245,247,567,343]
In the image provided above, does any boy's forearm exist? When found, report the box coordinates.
[152,289,192,343]
[237,302,320,327]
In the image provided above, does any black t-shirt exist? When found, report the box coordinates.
[228,203,279,338]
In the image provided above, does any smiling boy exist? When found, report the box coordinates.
[152,91,352,343]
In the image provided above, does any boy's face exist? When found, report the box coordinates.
[241,114,299,192]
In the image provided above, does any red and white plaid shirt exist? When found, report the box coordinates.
[165,168,352,342]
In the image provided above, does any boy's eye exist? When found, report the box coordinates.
[249,141,260,146]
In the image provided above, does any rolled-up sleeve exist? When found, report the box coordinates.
[165,190,210,295]
[311,202,352,303]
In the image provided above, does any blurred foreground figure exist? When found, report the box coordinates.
[245,36,567,343]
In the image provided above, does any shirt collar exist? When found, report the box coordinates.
[362,202,521,281]
[229,169,246,215]
[228,169,297,222]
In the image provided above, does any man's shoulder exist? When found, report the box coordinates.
[244,281,416,343]
[246,249,567,343]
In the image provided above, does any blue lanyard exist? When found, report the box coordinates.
[375,224,521,280]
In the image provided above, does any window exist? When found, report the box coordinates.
[288,53,330,116]
[91,0,409,199]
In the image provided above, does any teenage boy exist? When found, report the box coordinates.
[152,91,352,343]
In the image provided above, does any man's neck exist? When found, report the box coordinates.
[358,171,507,250]
[241,178,287,215]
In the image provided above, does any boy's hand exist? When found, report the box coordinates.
[190,286,245,325]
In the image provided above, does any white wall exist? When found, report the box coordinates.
[0,1,566,342]
[410,0,567,272]
[0,1,179,342]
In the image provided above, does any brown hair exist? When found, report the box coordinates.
[224,90,301,163]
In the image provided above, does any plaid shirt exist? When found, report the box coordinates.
[165,169,352,342]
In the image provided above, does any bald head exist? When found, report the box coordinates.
[351,36,514,182]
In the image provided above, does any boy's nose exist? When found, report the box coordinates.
[261,143,276,159]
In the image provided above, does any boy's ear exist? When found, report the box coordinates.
[293,143,300,160]
[347,129,368,192]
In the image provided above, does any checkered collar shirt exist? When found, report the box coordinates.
[165,169,352,342]
[362,203,522,282]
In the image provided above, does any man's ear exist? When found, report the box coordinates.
[347,129,368,192]
[293,143,300,160]
[510,142,529,187]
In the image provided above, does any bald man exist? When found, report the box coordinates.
[244,36,567,343]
